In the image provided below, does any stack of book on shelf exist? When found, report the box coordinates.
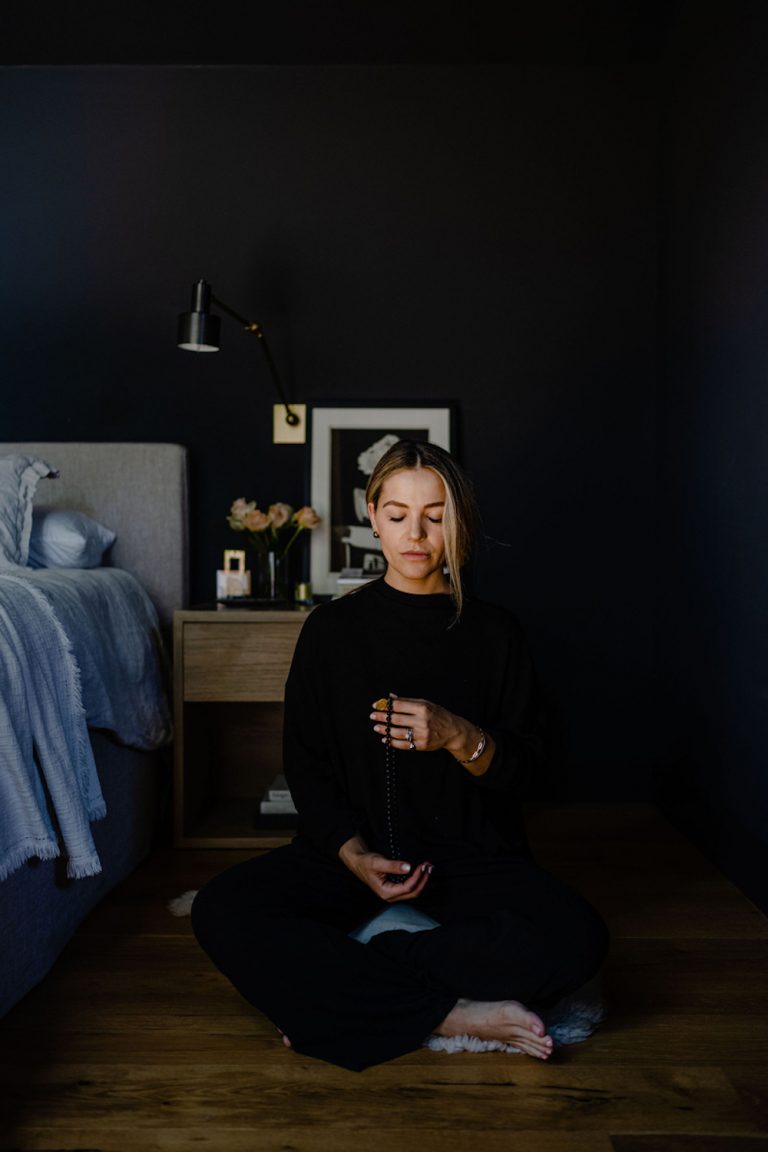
[257,773,297,828]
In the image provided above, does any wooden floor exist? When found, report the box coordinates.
[1,803,767,1152]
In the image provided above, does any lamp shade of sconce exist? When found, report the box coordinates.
[177,279,221,351]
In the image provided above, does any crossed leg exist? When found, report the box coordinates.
[282,998,553,1059]
[193,844,608,1070]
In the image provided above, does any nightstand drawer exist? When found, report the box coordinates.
[182,619,306,701]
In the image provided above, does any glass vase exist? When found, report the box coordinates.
[252,549,291,603]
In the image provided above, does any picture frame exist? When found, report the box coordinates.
[309,403,454,596]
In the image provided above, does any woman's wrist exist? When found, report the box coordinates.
[339,834,368,869]
[459,729,487,764]
[446,719,483,761]
[446,719,494,775]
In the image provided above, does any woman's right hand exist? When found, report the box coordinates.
[339,835,432,903]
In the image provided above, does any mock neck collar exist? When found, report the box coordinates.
[370,576,455,610]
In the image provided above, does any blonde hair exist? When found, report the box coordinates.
[366,440,477,617]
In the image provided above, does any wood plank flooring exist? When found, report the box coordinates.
[1,803,767,1152]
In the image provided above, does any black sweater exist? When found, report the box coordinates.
[283,578,545,865]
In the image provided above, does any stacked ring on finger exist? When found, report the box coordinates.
[405,726,416,750]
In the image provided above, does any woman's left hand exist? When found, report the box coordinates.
[370,694,475,756]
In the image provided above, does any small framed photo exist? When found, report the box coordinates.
[309,403,454,596]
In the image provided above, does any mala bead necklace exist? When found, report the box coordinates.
[374,695,405,881]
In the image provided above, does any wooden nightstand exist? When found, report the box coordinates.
[173,608,310,848]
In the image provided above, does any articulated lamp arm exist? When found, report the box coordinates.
[177,279,300,428]
[209,293,299,427]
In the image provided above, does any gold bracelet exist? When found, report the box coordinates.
[460,729,486,764]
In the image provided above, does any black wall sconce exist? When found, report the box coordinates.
[177,279,306,444]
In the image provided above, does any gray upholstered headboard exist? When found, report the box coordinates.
[0,443,189,629]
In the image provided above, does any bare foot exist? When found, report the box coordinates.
[435,999,554,1060]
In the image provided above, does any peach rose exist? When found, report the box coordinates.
[244,508,272,532]
[268,502,294,529]
[227,498,258,530]
[230,497,251,516]
[293,505,321,529]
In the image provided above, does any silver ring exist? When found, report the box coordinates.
[409,740,416,751]
[405,727,414,743]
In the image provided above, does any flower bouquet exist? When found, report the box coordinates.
[227,498,321,601]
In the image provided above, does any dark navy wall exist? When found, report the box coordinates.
[0,63,658,798]
[656,8,768,909]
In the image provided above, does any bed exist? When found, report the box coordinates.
[0,442,188,1017]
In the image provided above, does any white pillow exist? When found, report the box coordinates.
[28,507,116,569]
[0,454,57,568]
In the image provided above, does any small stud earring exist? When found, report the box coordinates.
[372,530,380,538]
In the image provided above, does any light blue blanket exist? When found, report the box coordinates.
[0,568,171,882]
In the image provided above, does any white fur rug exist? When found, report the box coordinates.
[169,891,605,1053]
[168,889,198,917]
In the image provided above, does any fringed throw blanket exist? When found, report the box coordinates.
[0,573,104,880]
[0,569,171,882]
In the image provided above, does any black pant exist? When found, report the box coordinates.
[191,839,609,1072]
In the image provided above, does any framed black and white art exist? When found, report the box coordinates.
[308,403,454,596]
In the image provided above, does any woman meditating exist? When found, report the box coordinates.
[192,440,609,1071]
